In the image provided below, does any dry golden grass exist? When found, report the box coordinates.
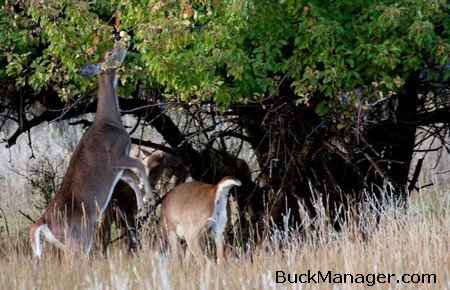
[0,187,448,290]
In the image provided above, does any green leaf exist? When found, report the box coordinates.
[337,123,346,130]
[315,102,330,117]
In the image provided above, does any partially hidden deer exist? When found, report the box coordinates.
[29,39,154,259]
[157,176,241,264]
[96,144,185,256]
[95,179,139,256]
[98,146,252,256]
[130,144,186,196]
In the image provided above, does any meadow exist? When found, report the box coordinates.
[0,185,448,289]
[0,121,449,290]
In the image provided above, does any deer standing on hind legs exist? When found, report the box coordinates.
[157,176,241,264]
[29,39,154,259]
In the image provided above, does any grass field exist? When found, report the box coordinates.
[0,121,449,289]
[0,186,448,290]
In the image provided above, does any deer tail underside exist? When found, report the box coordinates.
[208,177,242,233]
[30,223,44,259]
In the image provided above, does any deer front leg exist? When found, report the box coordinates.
[121,169,145,217]
[115,156,156,211]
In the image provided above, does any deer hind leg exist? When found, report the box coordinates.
[211,220,228,264]
[70,215,96,259]
[214,235,225,264]
[184,230,204,265]
[168,230,181,260]
[96,206,113,257]
[154,222,180,260]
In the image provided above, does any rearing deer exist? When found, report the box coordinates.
[157,176,241,264]
[29,39,154,259]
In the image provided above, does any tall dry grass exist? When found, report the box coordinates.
[1,119,449,289]
[0,186,448,290]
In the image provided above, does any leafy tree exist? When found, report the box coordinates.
[2,0,450,230]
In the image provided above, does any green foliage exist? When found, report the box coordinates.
[28,158,62,210]
[1,0,449,108]
[315,101,329,117]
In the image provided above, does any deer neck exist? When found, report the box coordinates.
[93,71,122,126]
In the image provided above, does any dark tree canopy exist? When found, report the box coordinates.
[2,1,450,229]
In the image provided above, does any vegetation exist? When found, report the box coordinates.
[0,188,449,289]
[2,1,450,229]
[1,2,449,288]
[27,158,63,210]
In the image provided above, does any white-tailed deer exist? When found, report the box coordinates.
[130,145,186,195]
[29,39,154,259]
[95,145,184,256]
[96,179,139,256]
[131,145,252,197]
[157,176,241,264]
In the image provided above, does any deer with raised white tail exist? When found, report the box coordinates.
[29,39,154,259]
[157,176,241,264]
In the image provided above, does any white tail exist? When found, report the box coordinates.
[157,176,241,264]
[29,39,154,259]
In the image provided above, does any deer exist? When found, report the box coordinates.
[94,147,184,256]
[131,145,252,197]
[157,176,241,264]
[95,179,139,257]
[97,146,252,256]
[29,39,154,259]
[130,144,186,195]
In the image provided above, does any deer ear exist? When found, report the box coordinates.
[76,64,103,78]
